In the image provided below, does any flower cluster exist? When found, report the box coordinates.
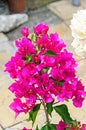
[5,23,86,129]
[70,9,86,57]
[56,120,86,130]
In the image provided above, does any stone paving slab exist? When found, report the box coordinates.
[0,54,12,70]
[0,41,16,54]
[5,121,31,130]
[0,33,8,41]
[48,0,83,20]
[76,59,86,86]
[0,126,3,130]
[65,101,86,124]
[64,19,72,27]
[81,0,86,8]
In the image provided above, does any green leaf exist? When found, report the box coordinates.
[44,50,57,57]
[49,124,56,130]
[66,127,71,130]
[41,124,50,130]
[27,104,41,126]
[41,124,56,130]
[46,101,53,116]
[58,80,65,86]
[42,67,49,74]
[54,104,73,124]
[66,120,79,130]
[36,125,39,130]
[35,46,40,52]
[65,99,69,102]
[25,55,32,63]
[31,34,36,42]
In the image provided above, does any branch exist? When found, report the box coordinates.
[42,101,50,124]
[77,57,86,62]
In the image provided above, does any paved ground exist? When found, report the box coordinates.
[0,0,86,129]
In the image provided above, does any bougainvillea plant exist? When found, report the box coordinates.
[5,23,86,130]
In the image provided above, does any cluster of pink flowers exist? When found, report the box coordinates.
[56,120,86,130]
[5,23,86,115]
[5,23,86,129]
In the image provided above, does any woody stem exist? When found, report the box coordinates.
[42,101,50,124]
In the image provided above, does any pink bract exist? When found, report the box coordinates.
[81,124,86,130]
[56,120,68,130]
[21,27,29,37]
[34,23,49,35]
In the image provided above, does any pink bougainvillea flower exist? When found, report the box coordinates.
[10,98,34,117]
[73,80,86,107]
[4,54,24,78]
[15,37,36,57]
[22,127,32,130]
[49,33,66,53]
[21,27,29,37]
[81,124,86,130]
[22,127,27,130]
[56,120,68,130]
[34,23,49,35]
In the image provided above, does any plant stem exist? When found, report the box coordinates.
[77,57,86,62]
[42,101,50,124]
[53,101,60,108]
[53,101,60,105]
